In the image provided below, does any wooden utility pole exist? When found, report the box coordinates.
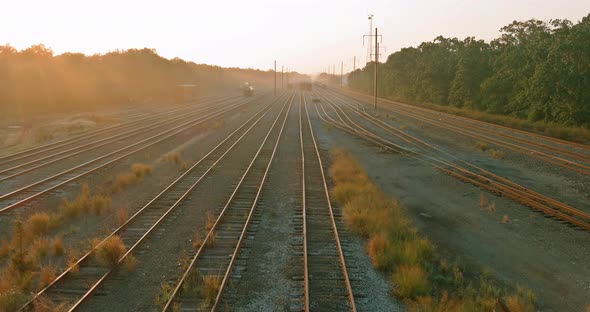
[340,61,343,87]
[282,65,284,89]
[374,28,378,109]
[274,60,277,96]
[353,56,356,71]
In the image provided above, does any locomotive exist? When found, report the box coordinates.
[242,82,254,97]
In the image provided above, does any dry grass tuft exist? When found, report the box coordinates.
[116,208,129,226]
[206,231,217,248]
[392,264,430,299]
[94,236,126,269]
[37,265,57,290]
[123,255,138,272]
[201,275,221,305]
[32,295,69,312]
[162,152,182,165]
[131,163,152,178]
[475,141,488,151]
[489,149,505,159]
[504,287,535,312]
[25,212,55,238]
[50,237,65,257]
[112,163,152,192]
[205,211,216,231]
[500,215,509,224]
[59,184,112,219]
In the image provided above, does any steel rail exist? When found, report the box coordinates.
[302,93,357,311]
[341,88,590,152]
[0,95,237,164]
[332,90,590,172]
[19,92,285,312]
[0,95,266,214]
[163,92,294,311]
[312,92,590,232]
[0,96,247,180]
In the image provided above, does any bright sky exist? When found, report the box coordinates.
[2,0,589,73]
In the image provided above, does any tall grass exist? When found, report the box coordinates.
[94,236,126,269]
[329,148,535,308]
[112,163,153,192]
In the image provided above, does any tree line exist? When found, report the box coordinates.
[0,45,276,120]
[348,15,590,127]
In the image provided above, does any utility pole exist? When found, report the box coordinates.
[353,56,356,72]
[367,14,374,64]
[274,60,277,96]
[374,28,378,109]
[340,61,343,87]
[282,65,284,89]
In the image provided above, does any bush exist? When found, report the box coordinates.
[489,149,505,159]
[131,163,152,178]
[392,264,430,299]
[94,236,127,269]
[367,234,393,270]
[50,237,65,257]
[475,141,488,151]
[123,255,138,272]
[37,265,57,290]
[117,208,129,226]
[25,213,52,237]
[201,275,221,305]
[0,288,28,312]
[162,152,182,165]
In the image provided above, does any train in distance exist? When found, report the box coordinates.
[243,82,255,97]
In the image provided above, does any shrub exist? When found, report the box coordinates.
[392,264,430,299]
[367,234,393,270]
[117,208,129,226]
[31,238,50,259]
[131,163,152,178]
[50,237,65,257]
[94,236,126,269]
[37,265,57,290]
[25,213,52,237]
[201,275,221,305]
[0,288,28,312]
[91,194,111,215]
[504,287,535,312]
[475,141,488,151]
[489,149,505,159]
[155,282,174,309]
[32,295,68,312]
[113,173,136,192]
[123,255,138,272]
[162,152,182,165]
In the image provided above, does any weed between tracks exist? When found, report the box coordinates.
[0,176,142,310]
[329,148,535,311]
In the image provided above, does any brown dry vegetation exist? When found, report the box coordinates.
[94,236,127,269]
[489,149,506,160]
[329,148,535,310]
[112,163,153,192]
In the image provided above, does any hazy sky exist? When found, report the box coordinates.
[2,0,589,73]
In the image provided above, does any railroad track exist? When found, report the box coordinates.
[332,89,590,175]
[0,95,244,182]
[20,92,288,312]
[0,95,266,216]
[311,91,590,232]
[299,93,356,311]
[162,92,294,311]
[0,94,236,166]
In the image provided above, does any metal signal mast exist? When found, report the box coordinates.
[366,14,374,64]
